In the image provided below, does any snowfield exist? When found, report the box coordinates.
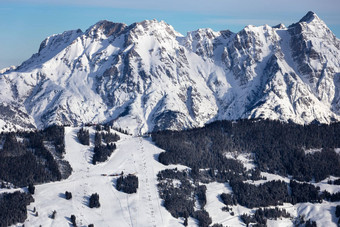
[23,127,184,227]
[6,127,337,227]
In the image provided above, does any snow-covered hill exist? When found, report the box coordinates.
[8,127,337,227]
[22,127,183,226]
[0,11,340,134]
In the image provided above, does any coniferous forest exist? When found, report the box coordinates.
[0,120,339,226]
[0,125,72,187]
[152,119,340,182]
[152,119,340,226]
[0,191,34,226]
[92,127,120,164]
[0,126,72,226]
[116,174,139,194]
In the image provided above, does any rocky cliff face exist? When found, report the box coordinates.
[0,12,339,134]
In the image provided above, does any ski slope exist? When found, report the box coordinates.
[23,127,184,227]
[17,127,340,227]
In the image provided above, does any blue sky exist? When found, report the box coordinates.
[1,0,340,69]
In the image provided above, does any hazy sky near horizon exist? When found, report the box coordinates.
[1,0,340,69]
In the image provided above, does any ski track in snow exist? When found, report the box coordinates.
[3,126,337,227]
[136,137,164,227]
[21,127,181,227]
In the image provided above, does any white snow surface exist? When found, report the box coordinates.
[2,127,335,227]
[23,127,184,227]
[0,12,339,133]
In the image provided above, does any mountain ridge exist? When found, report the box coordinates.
[0,11,339,134]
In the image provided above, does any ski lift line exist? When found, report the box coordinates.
[126,193,135,227]
[110,183,133,227]
[100,172,137,177]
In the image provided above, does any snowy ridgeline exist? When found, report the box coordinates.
[0,124,337,227]
[0,12,340,134]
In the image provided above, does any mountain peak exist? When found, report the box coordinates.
[138,19,160,25]
[127,19,181,38]
[272,23,286,29]
[136,19,176,32]
[299,11,321,24]
[0,65,16,74]
[288,11,327,30]
[86,20,127,37]
[1,13,339,133]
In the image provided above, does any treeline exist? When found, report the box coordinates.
[152,119,340,182]
[328,179,340,185]
[157,168,212,227]
[95,124,128,136]
[0,125,71,187]
[43,125,65,153]
[77,126,121,147]
[110,126,130,135]
[94,131,120,146]
[152,120,340,225]
[92,129,119,164]
[89,193,100,208]
[295,215,317,227]
[155,128,255,185]
[76,126,120,164]
[241,207,290,226]
[229,180,288,208]
[116,174,138,194]
[157,169,195,218]
[92,143,116,164]
[77,128,89,145]
[289,180,321,204]
[0,191,34,226]
[321,191,340,202]
[224,180,326,208]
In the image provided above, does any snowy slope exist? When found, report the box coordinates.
[23,127,185,227]
[11,127,338,227]
[0,12,339,133]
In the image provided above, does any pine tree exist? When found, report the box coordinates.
[89,193,100,208]
[65,191,72,200]
[51,210,57,219]
[336,205,340,218]
[71,214,76,226]
[184,217,188,226]
[28,183,35,194]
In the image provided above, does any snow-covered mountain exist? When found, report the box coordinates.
[0,11,339,134]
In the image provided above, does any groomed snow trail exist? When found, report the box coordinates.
[5,126,339,227]
[23,127,182,227]
[135,137,163,227]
